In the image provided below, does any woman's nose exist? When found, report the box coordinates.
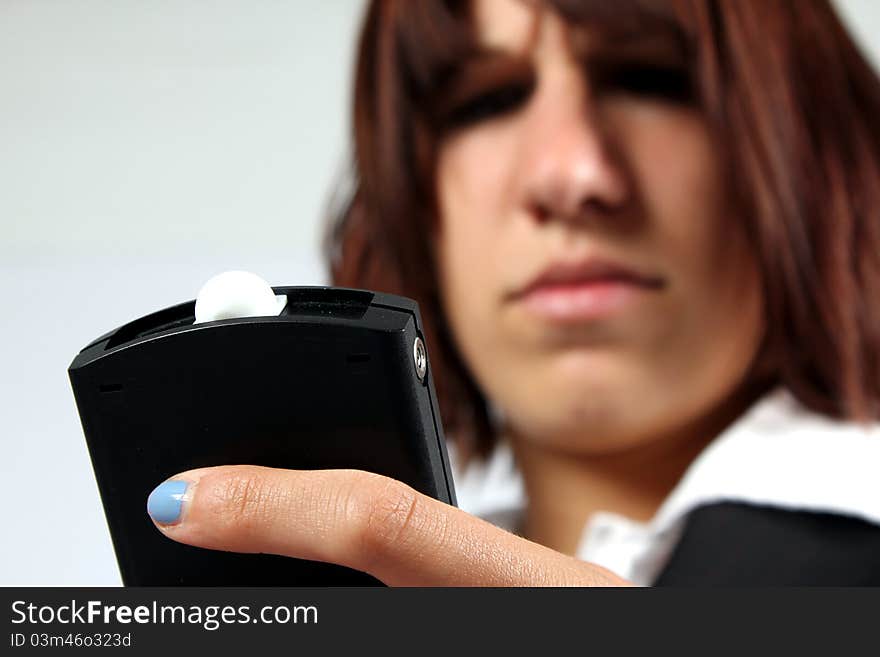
[518,74,630,225]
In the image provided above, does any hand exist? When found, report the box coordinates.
[146,465,632,586]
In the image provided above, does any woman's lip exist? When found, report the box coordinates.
[514,278,660,322]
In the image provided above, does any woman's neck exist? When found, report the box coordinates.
[506,382,770,556]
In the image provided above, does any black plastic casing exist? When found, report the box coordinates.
[69,286,456,586]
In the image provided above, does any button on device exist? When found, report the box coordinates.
[194,271,288,324]
[413,337,427,382]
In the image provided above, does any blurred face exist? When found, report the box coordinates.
[433,0,765,453]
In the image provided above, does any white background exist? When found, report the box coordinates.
[1,0,877,585]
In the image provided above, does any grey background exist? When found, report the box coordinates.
[1,0,877,585]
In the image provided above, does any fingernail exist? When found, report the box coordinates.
[147,480,188,524]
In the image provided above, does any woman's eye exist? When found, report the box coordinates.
[597,65,694,104]
[444,82,532,128]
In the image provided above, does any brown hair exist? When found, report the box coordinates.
[324,0,880,458]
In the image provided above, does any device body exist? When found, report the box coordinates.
[69,286,456,585]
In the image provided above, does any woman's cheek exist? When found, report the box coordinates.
[436,134,516,311]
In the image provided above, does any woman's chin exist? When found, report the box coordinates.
[503,394,652,454]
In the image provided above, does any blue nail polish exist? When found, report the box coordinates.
[147,480,188,524]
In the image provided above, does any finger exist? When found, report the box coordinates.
[146,465,630,586]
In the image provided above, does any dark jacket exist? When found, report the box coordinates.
[653,502,880,586]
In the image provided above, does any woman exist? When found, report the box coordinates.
[146,0,880,585]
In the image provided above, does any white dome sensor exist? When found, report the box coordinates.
[194,271,288,324]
